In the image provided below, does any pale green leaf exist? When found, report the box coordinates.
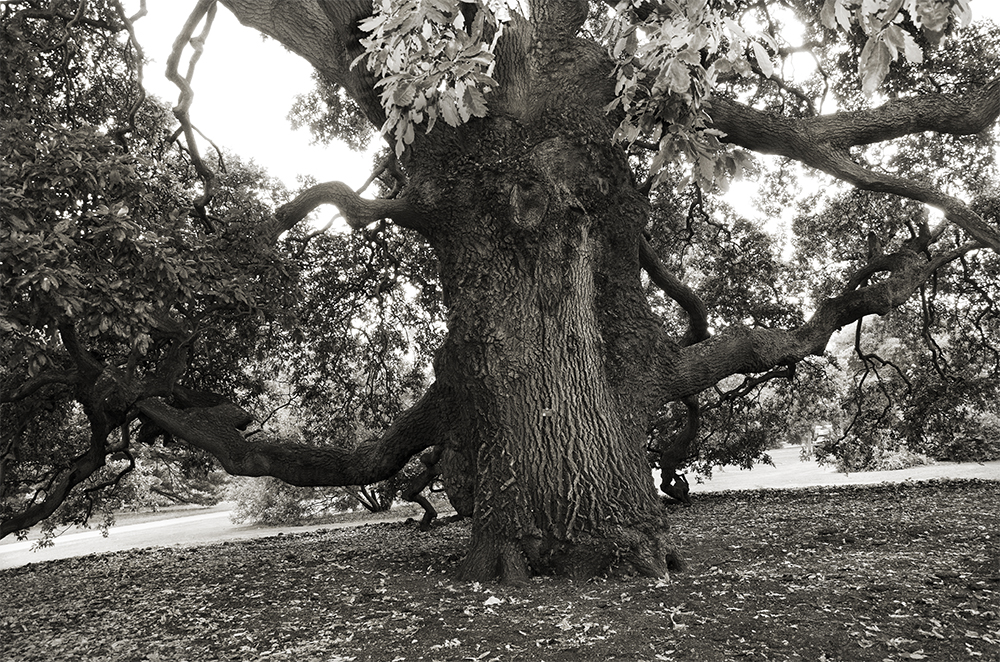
[835,0,853,32]
[901,29,923,64]
[665,59,691,95]
[751,42,773,78]
[724,17,747,41]
[859,36,891,96]
[878,0,905,30]
[440,90,461,126]
[464,86,488,118]
[882,24,905,60]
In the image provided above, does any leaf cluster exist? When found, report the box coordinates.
[356,0,501,156]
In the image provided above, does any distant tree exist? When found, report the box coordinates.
[4,0,1000,583]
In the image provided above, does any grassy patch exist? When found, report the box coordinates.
[2,479,998,661]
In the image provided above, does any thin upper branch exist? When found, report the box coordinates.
[165,0,219,225]
[709,81,1000,251]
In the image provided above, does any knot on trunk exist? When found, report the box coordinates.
[510,180,550,228]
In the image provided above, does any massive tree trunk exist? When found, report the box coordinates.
[322,0,682,575]
[416,119,682,580]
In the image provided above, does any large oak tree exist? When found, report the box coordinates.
[3,0,999,582]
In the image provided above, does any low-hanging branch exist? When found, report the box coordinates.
[135,381,451,488]
[0,426,111,538]
[710,80,1000,252]
[639,236,708,504]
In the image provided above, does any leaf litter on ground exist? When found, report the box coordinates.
[1,478,998,661]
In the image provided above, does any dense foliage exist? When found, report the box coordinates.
[0,0,439,535]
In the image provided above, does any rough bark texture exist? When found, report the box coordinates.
[422,130,682,579]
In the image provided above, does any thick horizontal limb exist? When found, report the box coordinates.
[657,244,978,403]
[135,382,450,487]
[712,80,1000,156]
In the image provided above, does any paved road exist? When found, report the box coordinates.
[0,509,377,571]
[2,447,997,570]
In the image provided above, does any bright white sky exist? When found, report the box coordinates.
[130,1,372,191]
[127,1,1000,194]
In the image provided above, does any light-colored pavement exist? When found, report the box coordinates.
[690,446,1000,492]
[2,447,997,570]
[0,509,390,570]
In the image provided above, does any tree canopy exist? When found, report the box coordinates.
[2,0,999,582]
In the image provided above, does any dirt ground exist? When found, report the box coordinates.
[2,478,998,661]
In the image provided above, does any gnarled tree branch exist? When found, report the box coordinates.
[261,181,424,243]
[0,371,80,403]
[639,236,708,501]
[639,235,709,345]
[165,0,219,226]
[135,381,451,487]
[658,241,980,403]
[0,414,112,539]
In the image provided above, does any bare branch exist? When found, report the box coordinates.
[109,0,147,147]
[128,0,147,23]
[165,0,219,225]
[261,181,424,243]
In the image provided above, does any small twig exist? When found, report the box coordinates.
[165,0,219,229]
[109,0,147,147]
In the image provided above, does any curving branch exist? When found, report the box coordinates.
[639,235,709,345]
[658,241,981,403]
[639,236,708,501]
[135,381,451,488]
[0,371,80,403]
[710,80,1000,252]
[260,181,425,243]
[0,423,111,539]
[108,0,147,147]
